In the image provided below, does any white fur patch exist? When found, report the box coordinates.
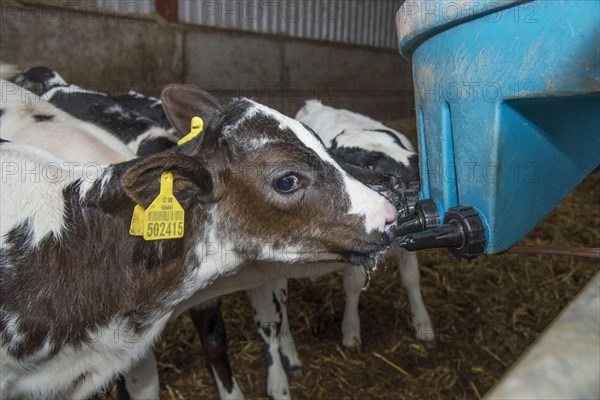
[122,352,161,400]
[0,63,21,81]
[247,283,291,400]
[78,167,114,202]
[342,265,366,349]
[41,83,104,102]
[0,143,73,246]
[1,313,26,353]
[212,366,246,400]
[1,314,172,400]
[344,178,391,233]
[334,129,415,165]
[125,91,162,108]
[125,126,178,154]
[127,90,145,99]
[245,101,336,164]
[149,98,162,108]
[188,223,242,300]
[295,99,415,151]
[103,104,123,114]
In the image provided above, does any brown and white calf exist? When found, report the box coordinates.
[124,101,434,400]
[0,83,397,399]
[158,101,435,400]
[205,100,434,400]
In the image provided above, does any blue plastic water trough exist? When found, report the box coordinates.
[395,0,599,256]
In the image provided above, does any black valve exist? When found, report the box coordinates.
[443,206,486,259]
[394,198,440,236]
[394,181,420,218]
[398,223,464,251]
[397,205,486,259]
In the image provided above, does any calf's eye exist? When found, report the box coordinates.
[275,175,300,193]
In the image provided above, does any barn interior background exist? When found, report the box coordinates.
[1,0,413,120]
[1,1,598,399]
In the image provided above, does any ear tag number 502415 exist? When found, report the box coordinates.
[129,172,185,240]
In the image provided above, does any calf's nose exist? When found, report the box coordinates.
[384,202,398,236]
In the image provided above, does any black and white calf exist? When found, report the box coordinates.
[15,67,171,132]
[168,101,435,400]
[14,66,178,156]
[114,90,174,133]
[0,83,398,399]
[295,100,433,345]
[0,79,134,164]
[14,68,169,133]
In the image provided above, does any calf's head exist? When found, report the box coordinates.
[329,129,421,216]
[122,84,397,267]
[15,66,67,93]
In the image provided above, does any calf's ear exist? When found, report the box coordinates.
[121,152,217,208]
[161,84,223,137]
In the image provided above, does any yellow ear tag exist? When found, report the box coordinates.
[177,116,204,145]
[142,172,185,240]
[129,204,146,236]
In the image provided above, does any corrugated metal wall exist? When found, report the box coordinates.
[179,0,402,49]
[90,0,401,49]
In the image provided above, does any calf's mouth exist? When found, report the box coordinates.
[339,235,392,268]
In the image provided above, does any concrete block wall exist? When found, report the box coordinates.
[1,2,414,120]
[1,3,184,95]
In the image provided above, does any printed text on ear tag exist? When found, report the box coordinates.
[177,116,204,145]
[142,172,185,240]
[129,204,146,236]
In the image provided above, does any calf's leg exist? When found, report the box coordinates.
[246,280,293,400]
[341,265,366,349]
[394,246,434,342]
[119,351,160,400]
[272,279,302,377]
[341,247,434,349]
[189,300,245,400]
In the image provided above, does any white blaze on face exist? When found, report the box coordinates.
[247,101,393,234]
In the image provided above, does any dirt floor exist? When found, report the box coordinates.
[108,119,599,400]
